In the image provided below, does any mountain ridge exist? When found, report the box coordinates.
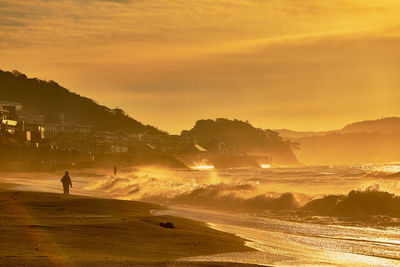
[0,69,166,135]
[275,117,400,165]
[275,117,400,139]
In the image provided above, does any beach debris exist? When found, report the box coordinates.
[159,222,174,229]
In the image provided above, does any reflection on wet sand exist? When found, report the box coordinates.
[155,207,400,266]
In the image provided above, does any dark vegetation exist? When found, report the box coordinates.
[0,69,301,168]
[181,118,299,155]
[0,69,165,134]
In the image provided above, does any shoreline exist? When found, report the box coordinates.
[0,184,259,266]
[155,205,400,266]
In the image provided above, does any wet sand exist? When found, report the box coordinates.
[0,185,257,266]
[157,206,400,266]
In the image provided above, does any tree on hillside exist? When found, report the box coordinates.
[181,118,299,155]
[0,69,166,135]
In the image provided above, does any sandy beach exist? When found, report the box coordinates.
[0,184,257,266]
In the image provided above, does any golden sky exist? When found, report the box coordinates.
[1,0,400,133]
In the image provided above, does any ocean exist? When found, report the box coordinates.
[2,164,400,266]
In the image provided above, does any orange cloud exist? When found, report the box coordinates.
[1,0,400,133]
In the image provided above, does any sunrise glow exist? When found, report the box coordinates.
[2,0,400,133]
[260,164,272,169]
[192,165,215,171]
[1,1,400,266]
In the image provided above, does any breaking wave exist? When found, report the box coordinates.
[304,184,400,218]
[365,171,400,178]
[87,177,140,196]
[86,168,400,222]
[145,183,299,211]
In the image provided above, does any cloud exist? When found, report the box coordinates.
[1,0,400,132]
[1,0,399,48]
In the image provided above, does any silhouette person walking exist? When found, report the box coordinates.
[114,165,117,176]
[61,171,72,195]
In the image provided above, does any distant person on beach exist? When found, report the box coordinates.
[114,165,117,176]
[61,171,72,195]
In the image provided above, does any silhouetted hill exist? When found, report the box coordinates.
[276,117,400,139]
[341,117,400,134]
[181,118,299,165]
[294,132,400,165]
[0,70,165,134]
[275,117,400,165]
